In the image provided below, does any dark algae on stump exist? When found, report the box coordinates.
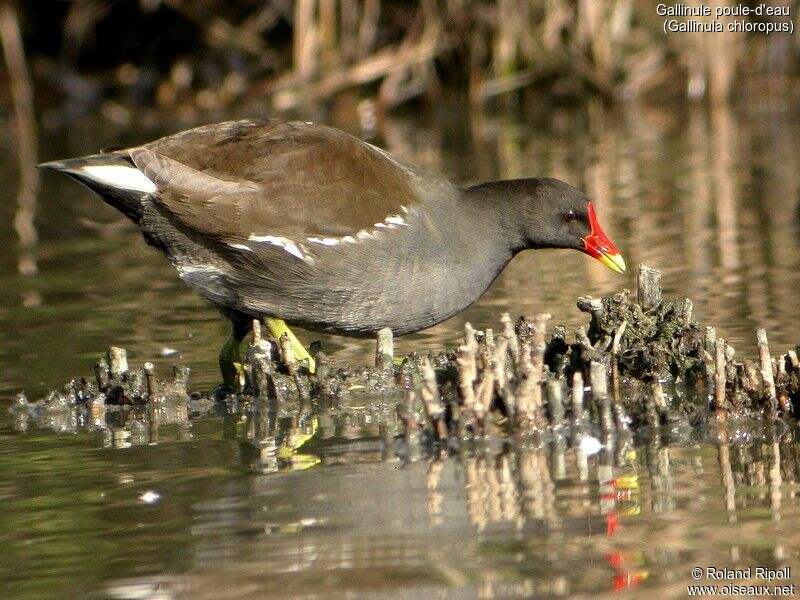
[575,289,704,381]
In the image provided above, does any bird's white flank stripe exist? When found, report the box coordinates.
[374,214,406,229]
[78,165,158,193]
[247,234,305,260]
[303,213,410,248]
[308,237,340,246]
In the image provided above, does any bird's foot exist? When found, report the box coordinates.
[265,317,316,373]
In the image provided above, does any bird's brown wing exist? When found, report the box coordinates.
[130,120,427,242]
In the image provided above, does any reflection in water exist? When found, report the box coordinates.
[95,425,798,599]
[4,385,800,599]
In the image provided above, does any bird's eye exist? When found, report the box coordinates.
[563,210,577,223]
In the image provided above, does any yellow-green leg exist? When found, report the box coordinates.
[219,325,249,391]
[265,317,316,373]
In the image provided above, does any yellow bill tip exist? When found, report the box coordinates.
[598,252,626,274]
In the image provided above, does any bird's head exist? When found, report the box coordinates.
[498,177,626,273]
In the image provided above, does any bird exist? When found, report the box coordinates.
[40,119,625,388]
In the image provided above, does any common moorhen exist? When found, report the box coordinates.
[41,119,625,384]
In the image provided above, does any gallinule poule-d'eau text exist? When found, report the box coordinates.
[41,119,625,386]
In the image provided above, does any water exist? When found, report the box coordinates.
[2,403,799,599]
[1,99,800,598]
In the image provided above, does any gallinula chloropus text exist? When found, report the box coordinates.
[41,119,625,385]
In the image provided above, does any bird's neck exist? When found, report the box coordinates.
[460,181,528,255]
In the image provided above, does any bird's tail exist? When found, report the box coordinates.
[39,152,157,224]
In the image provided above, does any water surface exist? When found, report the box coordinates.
[2,402,799,599]
[1,99,800,598]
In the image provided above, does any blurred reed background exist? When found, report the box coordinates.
[0,0,797,130]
